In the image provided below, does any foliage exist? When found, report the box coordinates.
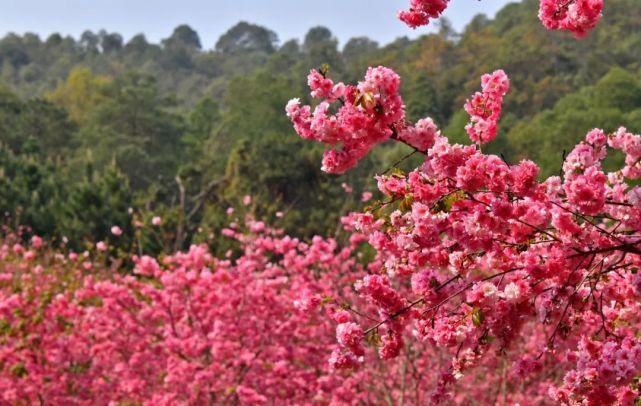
[2,0,641,267]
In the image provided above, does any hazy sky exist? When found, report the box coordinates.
[0,0,516,48]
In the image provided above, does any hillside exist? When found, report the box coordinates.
[2,0,641,250]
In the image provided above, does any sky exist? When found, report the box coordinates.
[0,0,516,48]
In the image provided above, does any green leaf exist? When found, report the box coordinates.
[434,190,466,213]
[318,64,330,78]
[472,307,485,327]
[10,362,27,378]
[365,330,382,347]
[399,193,414,212]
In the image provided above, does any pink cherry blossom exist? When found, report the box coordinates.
[398,0,604,37]
[464,69,510,145]
[287,66,436,173]
[398,0,449,29]
[539,0,604,37]
[30,235,43,249]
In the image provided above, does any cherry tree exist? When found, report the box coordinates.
[287,3,641,403]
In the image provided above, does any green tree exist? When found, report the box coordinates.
[163,25,202,50]
[76,73,185,190]
[215,22,278,54]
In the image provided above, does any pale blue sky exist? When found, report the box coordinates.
[0,0,515,47]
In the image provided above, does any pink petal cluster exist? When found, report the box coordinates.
[608,127,641,179]
[286,67,402,173]
[464,69,510,145]
[539,0,604,37]
[550,337,641,403]
[287,66,438,173]
[336,322,365,356]
[111,226,122,236]
[397,0,604,37]
[398,0,450,29]
[398,117,440,152]
[30,235,43,249]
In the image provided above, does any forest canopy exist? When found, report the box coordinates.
[2,0,641,252]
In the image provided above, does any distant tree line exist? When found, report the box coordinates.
[1,0,641,252]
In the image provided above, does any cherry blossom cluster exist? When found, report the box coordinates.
[398,0,449,29]
[464,69,510,145]
[550,337,641,403]
[539,0,604,37]
[398,0,604,37]
[287,67,440,173]
[293,65,641,403]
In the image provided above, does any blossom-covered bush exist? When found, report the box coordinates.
[1,218,463,404]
